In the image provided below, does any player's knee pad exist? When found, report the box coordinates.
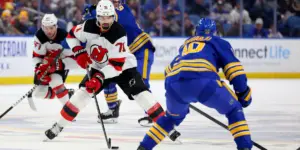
[33,85,53,99]
[225,103,244,122]
[49,73,63,87]
[166,110,187,126]
[133,91,165,122]
[155,115,177,133]
[103,83,117,92]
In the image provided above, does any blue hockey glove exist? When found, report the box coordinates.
[236,86,252,108]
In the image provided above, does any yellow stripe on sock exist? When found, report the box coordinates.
[146,131,160,144]
[150,127,165,141]
[230,125,249,135]
[233,131,251,138]
[228,121,247,130]
[153,123,168,135]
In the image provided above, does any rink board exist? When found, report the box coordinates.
[0,37,300,84]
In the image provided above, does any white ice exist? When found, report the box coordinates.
[0,80,299,150]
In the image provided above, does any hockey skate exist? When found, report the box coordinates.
[67,89,77,122]
[44,122,63,141]
[137,145,146,150]
[98,100,122,124]
[138,116,153,127]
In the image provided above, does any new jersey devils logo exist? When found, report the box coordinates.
[90,44,108,64]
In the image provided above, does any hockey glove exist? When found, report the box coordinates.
[42,57,65,73]
[72,46,92,69]
[35,63,51,84]
[236,86,252,108]
[85,72,105,93]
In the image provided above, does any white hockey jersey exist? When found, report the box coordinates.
[32,28,76,70]
[66,19,137,79]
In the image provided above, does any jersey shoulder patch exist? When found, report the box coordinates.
[102,21,126,44]
[35,29,48,44]
[83,19,100,35]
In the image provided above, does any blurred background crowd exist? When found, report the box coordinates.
[0,0,300,38]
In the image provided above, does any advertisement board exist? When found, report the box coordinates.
[151,38,300,73]
[0,36,299,84]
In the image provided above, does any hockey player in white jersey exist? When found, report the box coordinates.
[29,14,77,107]
[44,0,166,140]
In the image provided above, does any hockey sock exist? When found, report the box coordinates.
[45,87,56,99]
[133,91,165,122]
[140,115,174,150]
[105,91,118,109]
[104,85,118,109]
[52,84,69,105]
[226,106,253,149]
[58,88,92,126]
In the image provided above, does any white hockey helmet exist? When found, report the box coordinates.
[96,0,115,17]
[42,14,58,27]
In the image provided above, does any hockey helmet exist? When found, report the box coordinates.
[96,0,115,32]
[96,0,115,17]
[195,18,216,36]
[42,14,58,27]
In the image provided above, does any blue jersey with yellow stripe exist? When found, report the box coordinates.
[165,35,248,93]
[115,4,155,53]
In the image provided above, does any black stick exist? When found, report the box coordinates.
[0,49,64,119]
[86,67,118,149]
[189,104,267,150]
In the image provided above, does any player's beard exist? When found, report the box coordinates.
[100,23,112,32]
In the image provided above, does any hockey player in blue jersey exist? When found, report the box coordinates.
[137,18,253,150]
[82,0,155,126]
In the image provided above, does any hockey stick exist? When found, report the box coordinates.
[85,66,119,149]
[27,69,71,112]
[27,92,37,111]
[189,104,267,150]
[0,49,64,119]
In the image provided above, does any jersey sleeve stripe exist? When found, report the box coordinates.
[33,51,45,58]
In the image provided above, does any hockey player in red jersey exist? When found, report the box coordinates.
[44,0,166,141]
[29,14,77,106]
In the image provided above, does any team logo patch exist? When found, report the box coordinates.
[90,44,108,64]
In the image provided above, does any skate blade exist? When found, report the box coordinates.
[43,137,51,142]
[174,137,183,145]
[139,120,153,127]
[98,118,118,124]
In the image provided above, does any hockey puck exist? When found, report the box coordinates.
[111,146,119,149]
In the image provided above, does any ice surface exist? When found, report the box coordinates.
[0,80,299,150]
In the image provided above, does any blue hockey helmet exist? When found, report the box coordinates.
[195,18,216,36]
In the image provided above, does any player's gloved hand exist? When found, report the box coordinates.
[35,63,51,84]
[236,86,252,108]
[82,4,96,20]
[85,72,105,93]
[72,46,92,69]
[43,57,64,73]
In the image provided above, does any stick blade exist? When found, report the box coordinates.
[27,94,37,111]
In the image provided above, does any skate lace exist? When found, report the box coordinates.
[102,109,113,116]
